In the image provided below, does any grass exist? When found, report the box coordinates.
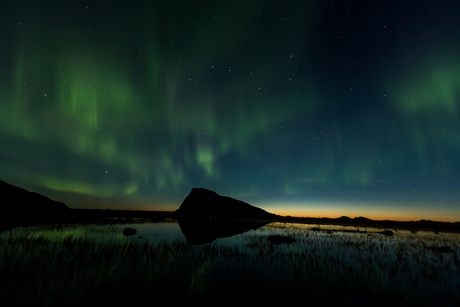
[1,222,459,306]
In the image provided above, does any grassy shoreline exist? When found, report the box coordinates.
[1,221,459,306]
[68,208,460,234]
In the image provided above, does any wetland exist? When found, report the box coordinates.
[1,218,459,306]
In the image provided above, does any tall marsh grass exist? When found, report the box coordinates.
[1,222,459,306]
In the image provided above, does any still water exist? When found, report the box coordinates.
[2,220,460,306]
[19,219,460,248]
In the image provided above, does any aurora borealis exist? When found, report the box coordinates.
[1,1,459,221]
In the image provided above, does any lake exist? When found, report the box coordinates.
[1,220,459,306]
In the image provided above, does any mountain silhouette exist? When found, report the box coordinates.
[0,180,71,231]
[175,187,274,218]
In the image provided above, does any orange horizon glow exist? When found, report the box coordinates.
[63,193,460,223]
[253,200,460,223]
[262,208,460,223]
[272,211,460,223]
[68,202,460,223]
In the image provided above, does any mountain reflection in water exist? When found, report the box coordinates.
[111,219,271,245]
[3,221,460,305]
[177,218,270,245]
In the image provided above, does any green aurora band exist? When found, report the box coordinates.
[1,1,459,220]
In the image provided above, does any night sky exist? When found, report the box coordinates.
[1,1,459,221]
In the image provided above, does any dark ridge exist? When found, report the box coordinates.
[277,216,460,233]
[353,216,373,223]
[0,180,71,231]
[175,188,275,219]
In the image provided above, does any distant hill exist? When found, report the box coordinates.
[175,188,275,219]
[0,180,71,231]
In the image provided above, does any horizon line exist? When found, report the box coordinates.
[68,207,460,224]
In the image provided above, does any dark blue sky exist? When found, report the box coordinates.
[1,1,459,221]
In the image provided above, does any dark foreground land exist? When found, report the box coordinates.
[69,208,460,234]
[2,182,459,306]
[2,210,459,307]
